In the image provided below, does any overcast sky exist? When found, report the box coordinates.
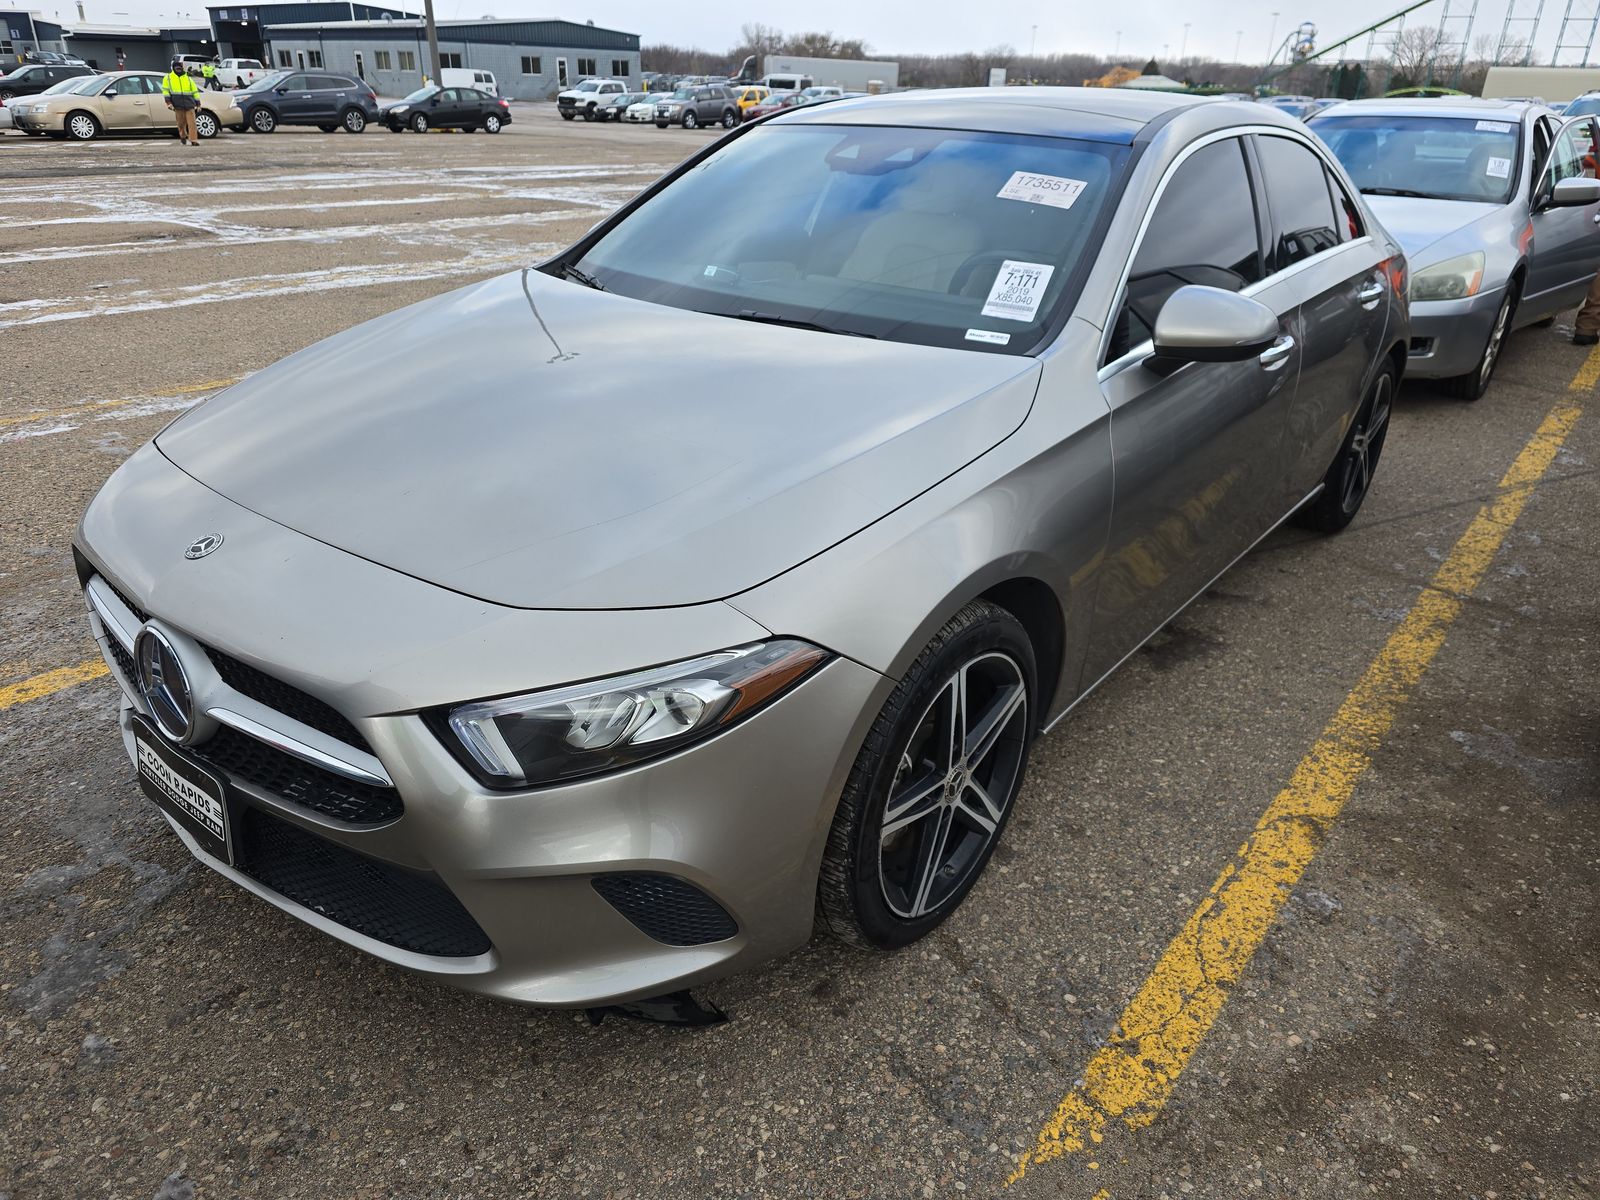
[43,1,1569,65]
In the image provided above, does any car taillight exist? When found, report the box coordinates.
[498,98,509,107]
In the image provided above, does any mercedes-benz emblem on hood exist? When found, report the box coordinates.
[184,533,223,560]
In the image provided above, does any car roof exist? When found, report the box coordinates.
[1313,97,1542,122]
[771,85,1296,144]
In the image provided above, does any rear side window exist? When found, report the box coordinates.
[1327,170,1363,241]
[1256,136,1341,270]
[1111,137,1263,358]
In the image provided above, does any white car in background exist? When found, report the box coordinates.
[623,97,656,123]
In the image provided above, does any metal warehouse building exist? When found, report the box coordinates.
[259,17,639,101]
[2,8,66,64]
[204,3,418,66]
[64,23,216,72]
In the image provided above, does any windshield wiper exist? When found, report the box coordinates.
[1359,187,1438,199]
[558,263,607,291]
[724,310,878,338]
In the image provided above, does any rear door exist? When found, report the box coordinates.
[1252,132,1391,503]
[1525,114,1600,312]
[1086,135,1300,685]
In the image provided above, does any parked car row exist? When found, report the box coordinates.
[4,68,509,139]
[559,79,859,129]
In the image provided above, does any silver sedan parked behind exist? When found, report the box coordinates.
[1312,98,1600,399]
[76,89,1408,1009]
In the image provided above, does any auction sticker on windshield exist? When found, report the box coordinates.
[982,261,1055,322]
[1487,157,1511,178]
[996,171,1087,209]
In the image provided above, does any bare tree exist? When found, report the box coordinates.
[1385,25,1450,88]
[737,23,785,61]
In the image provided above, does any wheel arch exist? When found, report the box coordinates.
[976,577,1066,726]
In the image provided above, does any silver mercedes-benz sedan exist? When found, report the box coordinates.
[1311,98,1600,400]
[76,88,1408,1008]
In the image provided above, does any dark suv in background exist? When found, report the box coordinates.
[234,70,380,133]
[0,62,93,101]
[654,85,738,129]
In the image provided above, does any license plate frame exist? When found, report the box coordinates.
[132,714,234,865]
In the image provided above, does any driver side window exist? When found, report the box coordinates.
[1108,138,1263,362]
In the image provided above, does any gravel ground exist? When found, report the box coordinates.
[0,112,1595,1200]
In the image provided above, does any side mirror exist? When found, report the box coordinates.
[1152,285,1281,363]
[1548,176,1600,207]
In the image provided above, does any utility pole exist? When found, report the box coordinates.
[1180,23,1190,60]
[1114,29,1122,56]
[1268,11,1280,59]
[1029,24,1037,57]
[1234,29,1244,61]
[422,0,441,83]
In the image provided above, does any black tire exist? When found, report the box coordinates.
[317,123,337,132]
[409,112,428,133]
[559,109,574,120]
[581,104,595,121]
[249,106,276,134]
[654,120,668,129]
[193,109,220,139]
[721,107,736,129]
[682,109,699,129]
[341,107,366,133]
[817,600,1036,950]
[1441,287,1515,401]
[1296,357,1396,534]
[65,110,99,141]
[483,113,502,134]
[0,89,14,102]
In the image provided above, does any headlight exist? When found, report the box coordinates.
[1410,251,1486,302]
[392,104,410,113]
[438,639,830,787]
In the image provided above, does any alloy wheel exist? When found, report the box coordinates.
[1337,370,1392,514]
[344,109,365,132]
[68,113,96,140]
[878,652,1028,919]
[1480,294,1512,388]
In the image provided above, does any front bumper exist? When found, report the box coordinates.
[13,109,62,132]
[78,447,890,1007]
[1403,285,1506,379]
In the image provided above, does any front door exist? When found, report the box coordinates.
[1526,115,1600,314]
[99,75,152,129]
[556,57,568,88]
[1252,132,1392,502]
[275,72,315,120]
[1084,135,1300,687]
[354,52,364,80]
[142,74,178,132]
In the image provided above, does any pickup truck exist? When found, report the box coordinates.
[556,78,627,120]
[216,58,269,88]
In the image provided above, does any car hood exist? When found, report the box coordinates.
[156,270,1040,610]
[1361,195,1502,261]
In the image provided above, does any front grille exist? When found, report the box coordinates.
[236,807,490,958]
[204,647,374,755]
[190,724,401,825]
[105,635,136,690]
[592,873,738,946]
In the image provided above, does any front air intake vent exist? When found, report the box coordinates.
[592,873,738,946]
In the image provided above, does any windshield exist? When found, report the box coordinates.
[575,80,600,92]
[399,86,440,104]
[1311,113,1522,203]
[1565,96,1600,117]
[44,75,101,95]
[571,124,1126,354]
[240,70,290,92]
[668,88,693,100]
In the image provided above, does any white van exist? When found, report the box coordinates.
[761,73,814,93]
[440,67,498,96]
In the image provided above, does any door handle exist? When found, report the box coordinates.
[1357,282,1385,307]
[1259,334,1296,369]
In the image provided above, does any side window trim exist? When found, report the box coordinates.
[1097,130,1265,370]
[1098,126,1370,378]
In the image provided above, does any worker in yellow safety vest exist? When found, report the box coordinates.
[201,59,219,90]
[161,59,202,146]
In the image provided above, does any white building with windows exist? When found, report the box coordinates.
[259,16,639,100]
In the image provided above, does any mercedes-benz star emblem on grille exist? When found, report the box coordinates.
[135,627,195,742]
[184,533,223,560]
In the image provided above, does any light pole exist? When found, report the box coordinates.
[1114,29,1122,57]
[1180,23,1190,61]
[1234,29,1243,62]
[1267,11,1279,61]
[1029,24,1037,58]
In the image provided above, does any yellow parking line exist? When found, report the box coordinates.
[0,377,239,432]
[0,658,109,711]
[1008,355,1594,1187]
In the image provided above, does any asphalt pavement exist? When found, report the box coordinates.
[0,114,1595,1199]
